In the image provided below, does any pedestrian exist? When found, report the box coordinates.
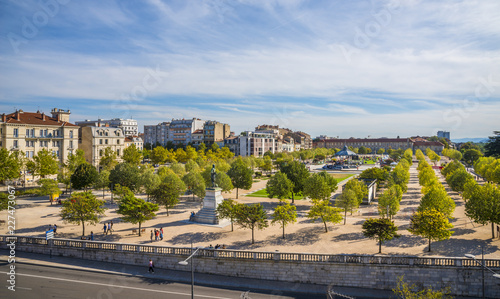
[108,222,112,234]
[90,231,94,241]
[160,227,163,241]
[148,259,155,273]
[53,224,57,234]
[155,229,159,241]
[110,220,114,232]
[150,230,153,242]
[103,223,107,235]
[222,244,226,249]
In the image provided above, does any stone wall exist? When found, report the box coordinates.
[2,236,499,298]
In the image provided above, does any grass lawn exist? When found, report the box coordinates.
[246,189,305,200]
[331,173,354,183]
[363,160,376,164]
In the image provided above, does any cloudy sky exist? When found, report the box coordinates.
[1,0,499,139]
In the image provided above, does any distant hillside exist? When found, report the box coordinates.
[452,137,489,143]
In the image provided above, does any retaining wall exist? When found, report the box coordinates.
[2,235,499,298]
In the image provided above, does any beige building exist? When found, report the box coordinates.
[79,126,125,167]
[0,108,79,163]
[203,121,230,146]
[125,136,144,151]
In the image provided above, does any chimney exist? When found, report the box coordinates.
[15,110,20,121]
[1,113,5,122]
[41,113,46,121]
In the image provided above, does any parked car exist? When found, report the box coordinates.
[332,165,343,170]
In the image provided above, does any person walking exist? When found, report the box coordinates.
[150,230,153,242]
[90,231,94,241]
[155,229,159,241]
[110,221,114,232]
[103,223,107,235]
[53,224,57,234]
[107,222,112,234]
[148,259,155,273]
[160,227,163,241]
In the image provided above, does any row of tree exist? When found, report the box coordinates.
[410,150,454,252]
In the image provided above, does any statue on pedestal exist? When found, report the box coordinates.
[210,164,218,188]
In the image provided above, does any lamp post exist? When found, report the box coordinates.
[465,246,500,299]
[178,243,201,299]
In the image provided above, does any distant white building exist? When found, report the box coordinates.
[76,118,138,137]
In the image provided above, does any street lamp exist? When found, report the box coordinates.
[178,243,201,299]
[465,247,500,299]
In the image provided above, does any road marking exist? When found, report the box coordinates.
[17,273,233,299]
[3,286,32,290]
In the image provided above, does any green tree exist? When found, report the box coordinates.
[235,203,269,244]
[336,189,359,225]
[140,168,161,201]
[418,184,455,218]
[216,199,238,231]
[151,173,186,216]
[362,218,399,253]
[60,191,106,236]
[280,161,310,204]
[393,275,453,299]
[465,182,500,238]
[409,209,453,252]
[391,163,410,192]
[441,160,464,177]
[378,185,401,220]
[227,158,253,199]
[215,172,234,193]
[150,146,168,165]
[182,171,206,200]
[122,144,142,165]
[70,163,98,191]
[377,148,385,155]
[0,193,9,211]
[185,159,200,173]
[260,155,274,174]
[359,167,389,189]
[197,143,207,154]
[99,147,118,171]
[418,166,438,188]
[94,170,110,198]
[37,178,61,204]
[0,148,21,183]
[446,169,474,193]
[109,163,141,192]
[170,161,186,176]
[343,179,368,208]
[266,172,293,200]
[307,199,343,232]
[463,149,483,166]
[485,131,500,158]
[33,148,59,178]
[271,199,298,239]
[117,188,159,236]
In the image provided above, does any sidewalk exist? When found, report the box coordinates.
[0,251,394,298]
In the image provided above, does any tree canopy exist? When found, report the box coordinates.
[307,199,343,232]
[117,187,159,236]
[266,171,293,200]
[280,160,310,203]
[227,158,253,199]
[271,199,297,239]
[409,209,453,252]
[362,218,399,253]
[70,163,98,191]
[60,191,106,236]
[485,131,500,158]
[150,173,186,215]
[235,203,269,244]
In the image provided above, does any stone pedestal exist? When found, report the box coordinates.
[193,188,224,225]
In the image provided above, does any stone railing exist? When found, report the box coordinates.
[2,235,499,268]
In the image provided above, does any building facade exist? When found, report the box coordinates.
[314,137,444,154]
[437,131,450,140]
[76,118,138,137]
[238,131,277,157]
[203,121,231,146]
[144,122,170,147]
[79,126,125,167]
[125,136,144,151]
[170,118,205,145]
[0,108,79,164]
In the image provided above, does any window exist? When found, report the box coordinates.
[99,139,103,145]
[117,139,120,145]
[13,128,18,137]
[99,150,103,157]
[69,140,73,148]
[45,141,48,147]
[26,141,30,147]
[26,129,30,137]
[105,139,108,145]
[44,129,48,136]
[70,130,73,138]
[13,140,18,148]
[117,149,120,156]
[31,129,34,137]
[40,129,43,137]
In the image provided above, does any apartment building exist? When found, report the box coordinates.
[144,122,170,147]
[170,118,205,145]
[0,108,79,163]
[203,121,231,146]
[238,131,277,157]
[314,137,444,154]
[76,118,138,137]
[79,126,125,167]
[125,136,144,150]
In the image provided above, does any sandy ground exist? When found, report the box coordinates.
[2,162,499,259]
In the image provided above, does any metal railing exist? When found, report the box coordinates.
[2,235,499,268]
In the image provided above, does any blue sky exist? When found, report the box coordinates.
[1,0,499,139]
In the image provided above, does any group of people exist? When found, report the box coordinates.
[49,224,57,234]
[207,244,226,249]
[150,228,164,242]
[103,221,113,235]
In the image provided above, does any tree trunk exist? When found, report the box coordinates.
[103,187,105,199]
[428,238,431,252]
[251,227,255,244]
[344,209,347,225]
[282,224,285,239]
[82,220,85,236]
[236,188,239,199]
[323,220,328,232]
[139,222,142,237]
[291,192,295,204]
[166,208,169,216]
[379,239,382,254]
[492,222,495,239]
[231,220,234,232]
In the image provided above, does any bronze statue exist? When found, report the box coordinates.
[210,164,217,188]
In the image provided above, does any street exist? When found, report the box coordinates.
[0,262,325,299]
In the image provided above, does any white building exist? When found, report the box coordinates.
[78,126,125,167]
[238,131,276,157]
[76,118,138,137]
